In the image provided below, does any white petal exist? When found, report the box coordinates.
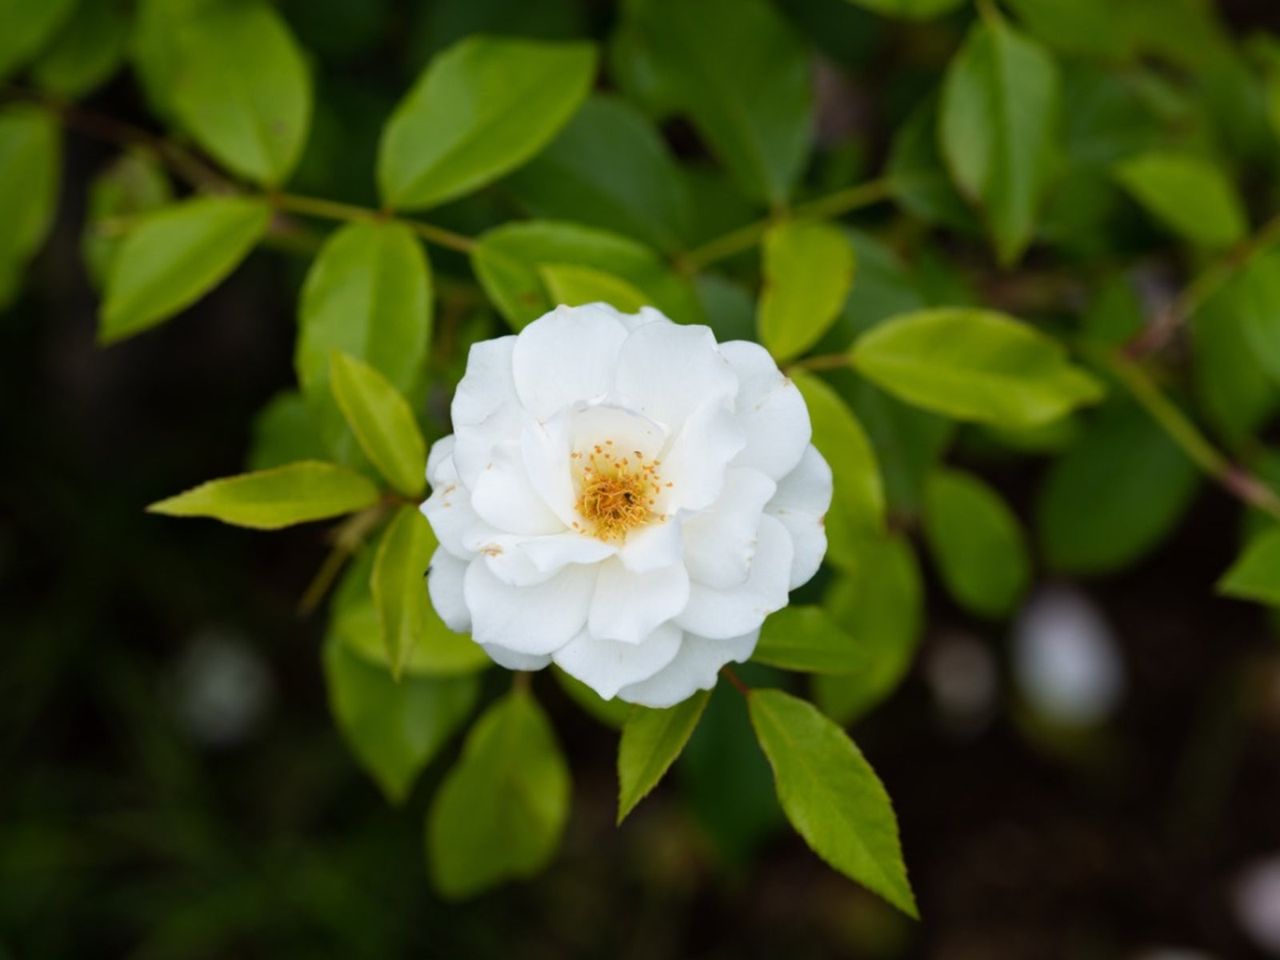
[720,340,812,480]
[475,531,616,587]
[452,336,518,428]
[552,623,682,700]
[426,547,471,632]
[464,558,596,654]
[426,435,456,487]
[521,414,577,526]
[469,446,564,536]
[657,401,746,513]
[682,468,777,589]
[615,630,759,708]
[482,644,551,671]
[766,445,833,589]
[614,322,738,430]
[618,516,682,573]
[676,515,793,639]
[512,304,630,419]
[421,476,491,559]
[570,403,668,462]
[588,557,689,645]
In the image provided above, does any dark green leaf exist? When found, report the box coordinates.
[323,631,478,804]
[371,507,437,678]
[31,0,130,98]
[0,105,60,295]
[246,391,327,472]
[147,461,380,530]
[759,220,857,362]
[0,0,75,79]
[427,689,571,898]
[840,0,963,18]
[553,667,632,729]
[1037,402,1199,574]
[100,196,271,343]
[851,308,1104,429]
[329,351,427,498]
[379,36,597,210]
[505,94,690,252]
[81,151,172,290]
[616,690,711,823]
[622,0,812,205]
[922,468,1029,618]
[940,17,1061,264]
[749,688,917,918]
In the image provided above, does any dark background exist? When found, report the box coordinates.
[4,1,1280,957]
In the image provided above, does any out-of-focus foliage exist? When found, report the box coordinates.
[5,0,1280,933]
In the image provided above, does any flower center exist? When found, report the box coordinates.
[571,440,665,541]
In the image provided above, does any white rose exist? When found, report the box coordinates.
[420,303,833,707]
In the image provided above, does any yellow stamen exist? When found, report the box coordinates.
[573,438,664,541]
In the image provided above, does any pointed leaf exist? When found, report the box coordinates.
[0,105,60,290]
[370,507,437,677]
[1115,152,1247,250]
[616,690,711,823]
[100,196,271,343]
[147,461,380,530]
[379,36,596,210]
[749,688,917,918]
[329,352,427,497]
[427,689,571,898]
[1218,527,1280,606]
[539,262,649,313]
[754,606,867,674]
[759,220,857,362]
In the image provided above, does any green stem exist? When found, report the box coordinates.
[785,352,853,374]
[271,192,476,254]
[678,177,893,273]
[1092,347,1280,521]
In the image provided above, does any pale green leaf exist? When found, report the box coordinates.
[940,17,1060,264]
[754,606,867,674]
[922,468,1029,618]
[329,352,427,498]
[616,690,711,823]
[147,461,380,530]
[323,631,478,804]
[1218,527,1280,606]
[167,0,312,185]
[472,220,700,329]
[539,263,649,313]
[371,507,439,678]
[1115,152,1247,250]
[100,196,271,343]
[749,688,917,918]
[759,220,857,362]
[296,220,432,460]
[851,308,1104,429]
[81,151,172,288]
[379,36,597,210]
[427,689,571,898]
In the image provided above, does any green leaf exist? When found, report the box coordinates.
[940,17,1060,264]
[922,468,1029,618]
[758,220,857,362]
[538,263,649,314]
[851,308,1104,429]
[623,0,812,205]
[427,689,571,898]
[246,391,327,472]
[329,352,427,498]
[166,0,312,185]
[505,94,690,253]
[1114,152,1247,250]
[754,606,866,674]
[1037,402,1199,574]
[31,0,130,99]
[81,151,173,289]
[472,220,700,329]
[553,667,632,729]
[331,546,491,678]
[100,196,270,343]
[296,220,432,459]
[0,105,60,287]
[323,631,478,804]
[839,0,964,18]
[0,0,75,79]
[1218,527,1280,606]
[616,690,711,823]
[1003,0,1129,58]
[371,506,443,679]
[749,688,917,918]
[147,461,380,530]
[887,98,979,233]
[379,36,596,210]
[1226,251,1280,387]
[813,535,922,725]
[792,372,885,571]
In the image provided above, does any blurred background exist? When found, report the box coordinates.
[4,0,1280,957]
